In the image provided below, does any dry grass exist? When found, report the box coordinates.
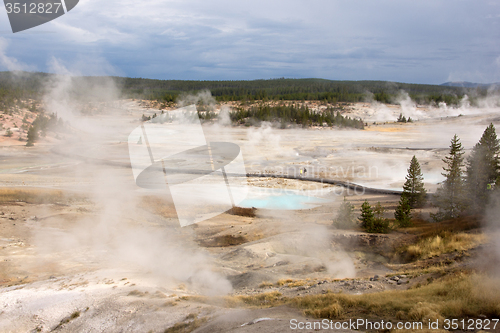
[53,311,81,330]
[163,313,208,333]
[287,280,308,287]
[162,300,177,307]
[182,273,500,326]
[226,291,284,308]
[405,232,486,260]
[384,264,448,278]
[275,278,313,288]
[405,216,481,238]
[258,281,274,288]
[290,273,500,323]
[276,278,294,286]
[127,290,145,297]
[0,188,85,204]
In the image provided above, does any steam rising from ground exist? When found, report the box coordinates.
[177,89,216,110]
[278,222,355,278]
[43,58,122,125]
[359,89,500,122]
[218,105,232,126]
[34,63,233,295]
[7,67,500,296]
[484,193,500,277]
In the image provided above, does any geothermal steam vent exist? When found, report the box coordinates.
[128,105,248,226]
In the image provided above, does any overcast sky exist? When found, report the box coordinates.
[1,0,499,84]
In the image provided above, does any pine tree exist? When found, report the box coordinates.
[432,134,467,220]
[372,202,390,233]
[333,198,356,229]
[466,123,500,211]
[26,125,38,147]
[395,195,412,227]
[373,202,384,221]
[359,200,375,232]
[402,156,427,208]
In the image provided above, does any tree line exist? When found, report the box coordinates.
[124,77,476,106]
[229,104,364,129]
[1,71,490,108]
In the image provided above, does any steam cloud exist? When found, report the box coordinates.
[0,38,35,72]
[33,62,233,296]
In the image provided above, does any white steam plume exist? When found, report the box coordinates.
[0,38,35,72]
[33,64,233,296]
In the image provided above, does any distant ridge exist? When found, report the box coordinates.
[0,71,488,106]
[441,81,499,88]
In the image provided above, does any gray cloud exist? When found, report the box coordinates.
[0,0,499,83]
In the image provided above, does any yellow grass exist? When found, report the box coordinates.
[190,273,500,326]
[405,232,486,260]
[258,281,274,288]
[288,280,308,287]
[0,188,85,204]
[276,278,294,286]
[275,278,310,287]
[290,273,500,323]
[224,291,283,308]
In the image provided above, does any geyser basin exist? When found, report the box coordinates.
[239,188,330,210]
[128,105,248,226]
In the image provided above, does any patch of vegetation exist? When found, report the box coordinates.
[290,273,500,322]
[127,290,145,297]
[258,281,274,288]
[359,200,390,233]
[404,232,486,260]
[0,188,86,204]
[332,198,356,229]
[276,278,294,286]
[53,311,81,330]
[287,280,308,288]
[26,112,65,146]
[397,113,413,123]
[163,313,208,333]
[230,104,364,129]
[3,72,495,108]
[405,216,481,238]
[162,300,177,307]
[186,273,500,326]
[395,195,412,227]
[118,75,477,106]
[219,291,284,309]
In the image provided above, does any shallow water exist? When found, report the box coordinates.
[239,189,330,210]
